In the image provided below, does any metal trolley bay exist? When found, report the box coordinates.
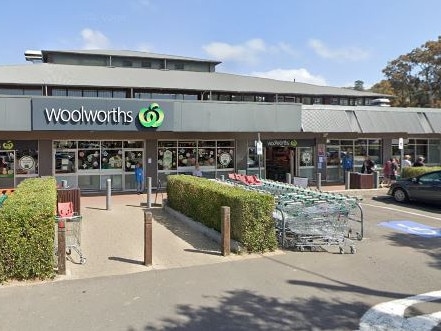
[274,201,357,254]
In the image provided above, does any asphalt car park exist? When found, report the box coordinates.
[0,191,440,331]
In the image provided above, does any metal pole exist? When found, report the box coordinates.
[106,178,111,210]
[146,177,152,209]
[258,133,262,179]
[345,171,350,190]
[317,172,322,191]
[144,211,153,266]
[57,220,66,275]
[400,148,404,178]
[286,173,292,184]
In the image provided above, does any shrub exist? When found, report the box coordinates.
[0,177,57,282]
[401,166,441,179]
[167,175,277,253]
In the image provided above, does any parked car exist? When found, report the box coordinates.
[387,170,441,203]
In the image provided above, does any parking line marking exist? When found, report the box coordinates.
[359,290,441,331]
[362,203,441,221]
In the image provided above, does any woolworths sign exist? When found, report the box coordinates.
[32,98,170,131]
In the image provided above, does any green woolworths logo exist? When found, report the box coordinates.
[138,103,164,128]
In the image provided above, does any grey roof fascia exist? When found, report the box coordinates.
[0,63,389,98]
[41,49,222,65]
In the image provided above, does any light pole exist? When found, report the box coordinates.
[257,133,263,178]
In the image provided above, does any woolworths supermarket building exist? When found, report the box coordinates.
[0,49,440,192]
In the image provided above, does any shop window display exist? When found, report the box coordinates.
[198,148,216,166]
[157,140,235,175]
[247,147,259,168]
[178,141,197,167]
[158,148,176,170]
[55,151,76,173]
[125,151,143,172]
[15,141,39,175]
[78,149,101,170]
[217,148,234,168]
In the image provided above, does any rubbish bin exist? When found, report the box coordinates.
[57,188,81,215]
[350,173,374,189]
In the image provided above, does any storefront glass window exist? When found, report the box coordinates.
[53,140,77,149]
[217,147,234,169]
[15,140,39,175]
[53,140,144,191]
[124,151,143,172]
[197,147,216,166]
[124,141,144,148]
[157,140,235,177]
[428,140,441,164]
[177,141,196,167]
[247,146,259,168]
[55,151,76,174]
[299,147,314,167]
[78,149,101,170]
[158,147,177,171]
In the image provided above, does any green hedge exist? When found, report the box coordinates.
[401,166,441,179]
[166,175,277,253]
[0,177,57,282]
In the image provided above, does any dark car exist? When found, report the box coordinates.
[387,170,441,203]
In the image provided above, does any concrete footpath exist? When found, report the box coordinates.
[59,185,389,281]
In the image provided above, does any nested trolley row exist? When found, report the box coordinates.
[224,176,364,253]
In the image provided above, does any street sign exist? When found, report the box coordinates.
[398,137,404,150]
[256,141,263,155]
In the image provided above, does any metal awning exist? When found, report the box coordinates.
[425,112,441,133]
[354,110,431,134]
[302,108,359,133]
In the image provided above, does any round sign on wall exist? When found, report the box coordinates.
[19,156,35,170]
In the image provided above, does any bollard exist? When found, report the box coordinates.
[345,171,351,190]
[221,206,231,256]
[106,178,111,210]
[144,211,153,266]
[146,177,152,209]
[286,173,292,185]
[57,220,66,275]
[317,172,322,191]
[373,171,379,188]
[220,175,225,181]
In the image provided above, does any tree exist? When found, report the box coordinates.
[381,36,441,108]
[354,80,364,91]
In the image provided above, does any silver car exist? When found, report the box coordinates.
[387,170,441,203]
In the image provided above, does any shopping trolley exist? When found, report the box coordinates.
[55,202,86,264]
[274,202,356,254]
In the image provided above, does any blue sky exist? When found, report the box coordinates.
[1,0,441,88]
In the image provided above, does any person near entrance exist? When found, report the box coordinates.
[134,162,144,194]
[361,155,375,174]
[192,163,203,177]
[342,152,353,183]
[0,157,7,175]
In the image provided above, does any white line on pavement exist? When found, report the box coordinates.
[362,203,441,221]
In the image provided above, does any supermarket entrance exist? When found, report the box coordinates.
[265,146,295,181]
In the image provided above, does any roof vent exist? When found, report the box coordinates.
[24,50,43,63]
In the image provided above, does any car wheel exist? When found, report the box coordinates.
[393,188,408,202]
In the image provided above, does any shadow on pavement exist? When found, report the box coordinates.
[149,207,222,254]
[108,256,144,265]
